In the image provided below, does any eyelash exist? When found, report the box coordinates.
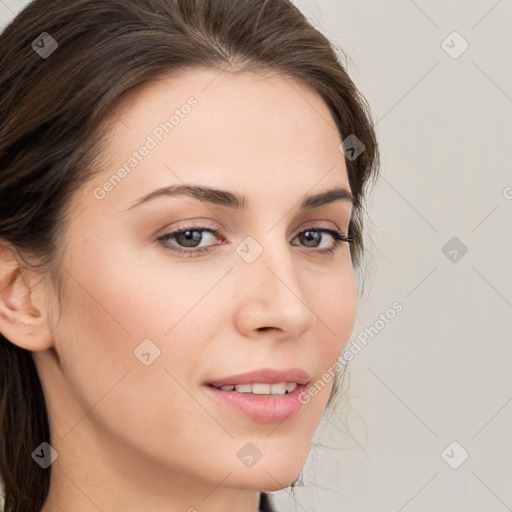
[157,225,353,258]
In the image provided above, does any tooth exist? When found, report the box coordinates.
[270,382,286,395]
[226,382,298,394]
[234,384,252,393]
[252,383,271,394]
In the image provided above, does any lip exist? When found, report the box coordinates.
[205,367,311,387]
[202,367,312,424]
[203,382,308,423]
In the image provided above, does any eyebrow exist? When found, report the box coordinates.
[126,183,355,211]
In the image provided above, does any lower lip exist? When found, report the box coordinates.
[203,383,308,423]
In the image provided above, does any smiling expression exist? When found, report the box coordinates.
[33,67,358,497]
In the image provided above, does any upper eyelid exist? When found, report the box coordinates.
[160,218,347,236]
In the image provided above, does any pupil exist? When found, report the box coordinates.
[179,230,201,247]
[302,230,320,247]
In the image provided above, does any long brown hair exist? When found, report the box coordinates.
[0,1,379,510]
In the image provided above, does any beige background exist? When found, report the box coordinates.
[1,1,511,511]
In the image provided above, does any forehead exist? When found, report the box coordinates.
[81,67,349,212]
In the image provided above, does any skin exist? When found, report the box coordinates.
[0,68,357,512]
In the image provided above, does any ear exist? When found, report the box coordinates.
[0,242,54,351]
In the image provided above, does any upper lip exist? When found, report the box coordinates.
[206,367,311,387]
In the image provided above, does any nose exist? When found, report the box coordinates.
[233,236,317,341]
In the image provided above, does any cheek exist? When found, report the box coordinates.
[54,236,228,393]
[52,255,221,457]
[305,265,357,407]
[310,264,358,352]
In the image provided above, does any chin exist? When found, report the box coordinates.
[225,456,306,492]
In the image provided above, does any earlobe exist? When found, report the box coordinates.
[0,243,54,352]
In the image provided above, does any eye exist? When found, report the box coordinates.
[157,225,353,257]
[157,226,223,256]
[292,228,353,254]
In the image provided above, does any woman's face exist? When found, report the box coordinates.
[34,68,357,505]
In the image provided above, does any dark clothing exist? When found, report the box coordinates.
[259,492,276,511]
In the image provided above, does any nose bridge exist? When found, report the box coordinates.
[238,228,299,295]
[233,229,316,336]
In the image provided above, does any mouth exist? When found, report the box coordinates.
[207,381,299,395]
[202,368,312,423]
